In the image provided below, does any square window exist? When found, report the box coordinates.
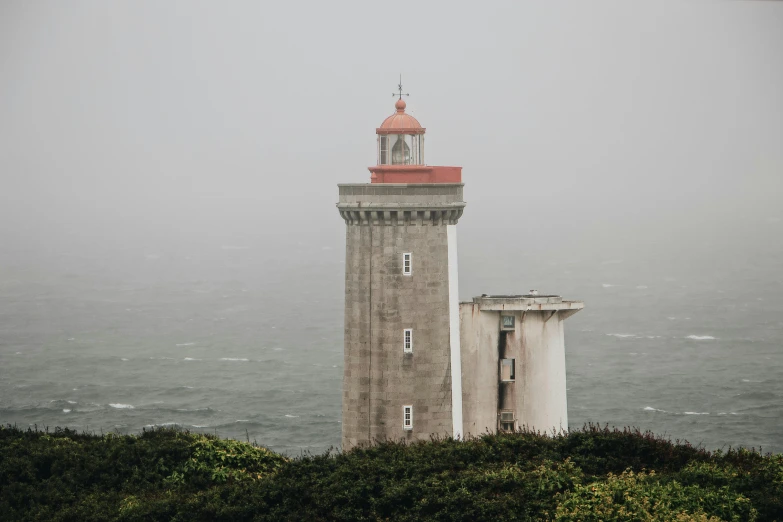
[403,405,413,430]
[403,329,413,353]
[501,315,515,331]
[500,411,515,432]
[402,253,412,275]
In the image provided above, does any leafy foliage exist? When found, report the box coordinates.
[1,423,781,521]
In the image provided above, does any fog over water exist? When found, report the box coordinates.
[1,1,782,455]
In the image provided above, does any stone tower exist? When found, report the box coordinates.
[337,97,465,449]
[337,94,583,450]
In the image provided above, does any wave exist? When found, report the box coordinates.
[601,283,615,288]
[734,391,778,401]
[686,335,716,340]
[183,357,201,361]
[63,409,71,413]
[220,358,249,362]
[607,333,636,338]
[176,342,196,347]
[285,414,299,418]
[50,399,78,405]
[645,406,716,416]
[109,403,134,409]
[636,285,648,289]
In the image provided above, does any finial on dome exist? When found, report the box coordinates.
[395,98,406,112]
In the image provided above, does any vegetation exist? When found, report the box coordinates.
[1,423,781,521]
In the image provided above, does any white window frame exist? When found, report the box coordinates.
[500,411,515,432]
[378,135,388,165]
[402,252,412,275]
[403,405,413,430]
[403,329,413,353]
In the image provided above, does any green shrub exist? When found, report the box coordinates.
[1,424,781,521]
[555,469,756,522]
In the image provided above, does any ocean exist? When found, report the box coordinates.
[1,220,782,456]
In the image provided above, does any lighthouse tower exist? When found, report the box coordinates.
[337,89,584,450]
[337,94,465,449]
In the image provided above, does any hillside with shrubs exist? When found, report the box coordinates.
[1,424,781,521]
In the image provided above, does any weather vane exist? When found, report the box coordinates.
[393,74,409,100]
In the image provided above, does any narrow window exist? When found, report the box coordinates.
[402,253,412,275]
[500,411,515,432]
[501,358,515,382]
[403,329,413,353]
[403,405,413,430]
[379,135,388,164]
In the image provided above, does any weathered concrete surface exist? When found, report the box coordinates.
[459,305,500,435]
[460,297,583,437]
[338,184,465,449]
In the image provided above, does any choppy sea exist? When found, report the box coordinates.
[1,222,782,456]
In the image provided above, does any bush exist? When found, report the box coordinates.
[1,424,781,521]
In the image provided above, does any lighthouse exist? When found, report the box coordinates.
[337,87,583,449]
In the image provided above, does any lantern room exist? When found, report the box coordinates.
[376,99,425,166]
[369,95,461,184]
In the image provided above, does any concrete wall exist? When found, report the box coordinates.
[339,184,465,449]
[460,305,571,437]
[459,304,500,435]
[515,311,568,433]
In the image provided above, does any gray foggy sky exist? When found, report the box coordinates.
[1,1,781,257]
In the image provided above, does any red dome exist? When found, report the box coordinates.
[377,99,425,135]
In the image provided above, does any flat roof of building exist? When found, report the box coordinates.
[462,294,584,314]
